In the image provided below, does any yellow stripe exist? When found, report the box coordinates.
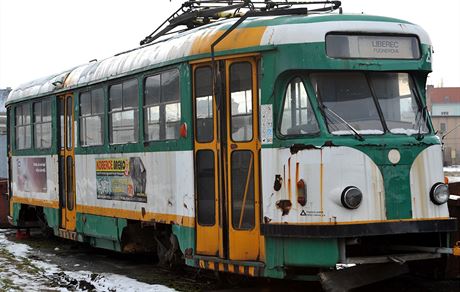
[76,205,195,228]
[190,27,266,55]
[11,196,59,209]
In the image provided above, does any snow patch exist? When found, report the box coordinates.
[0,229,176,291]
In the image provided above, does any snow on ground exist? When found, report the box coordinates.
[444,166,460,173]
[0,229,176,291]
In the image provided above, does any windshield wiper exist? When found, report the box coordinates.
[415,105,428,140]
[412,88,428,141]
[321,104,365,141]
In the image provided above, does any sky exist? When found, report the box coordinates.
[0,0,459,89]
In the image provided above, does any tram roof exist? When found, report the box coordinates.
[6,13,431,106]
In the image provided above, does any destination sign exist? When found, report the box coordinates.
[326,34,421,59]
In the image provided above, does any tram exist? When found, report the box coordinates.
[5,0,459,287]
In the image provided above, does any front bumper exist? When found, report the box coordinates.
[261,218,458,238]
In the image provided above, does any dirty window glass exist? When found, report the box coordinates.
[80,88,104,146]
[369,73,428,135]
[231,150,255,230]
[311,72,384,135]
[15,103,32,150]
[195,66,213,143]
[280,77,319,136]
[109,79,138,144]
[144,69,180,141]
[230,62,253,142]
[34,99,52,149]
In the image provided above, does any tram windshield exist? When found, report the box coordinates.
[310,72,429,136]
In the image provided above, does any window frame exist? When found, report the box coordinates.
[108,78,139,145]
[33,98,52,149]
[143,68,181,142]
[14,102,32,150]
[277,76,321,138]
[79,88,105,147]
[309,71,431,137]
[229,61,254,143]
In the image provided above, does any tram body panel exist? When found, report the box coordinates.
[261,147,386,224]
[10,155,59,205]
[410,144,450,219]
[74,151,195,221]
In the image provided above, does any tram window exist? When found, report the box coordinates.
[59,99,65,149]
[311,72,384,135]
[15,103,32,150]
[109,79,139,144]
[280,77,319,136]
[369,73,428,135]
[33,99,52,149]
[231,150,255,230]
[196,150,216,226]
[144,69,181,141]
[80,88,104,146]
[66,97,73,149]
[195,66,213,143]
[230,62,253,142]
[66,155,74,211]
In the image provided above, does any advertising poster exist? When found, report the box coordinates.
[96,157,147,203]
[16,157,47,193]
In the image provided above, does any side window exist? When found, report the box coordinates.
[195,66,213,143]
[34,99,52,149]
[280,77,319,136]
[230,62,253,142]
[144,69,180,141]
[15,103,32,149]
[109,79,138,144]
[80,88,104,146]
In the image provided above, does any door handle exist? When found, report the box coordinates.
[230,143,238,150]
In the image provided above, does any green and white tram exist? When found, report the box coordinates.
[5,0,458,285]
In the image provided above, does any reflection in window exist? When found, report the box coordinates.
[109,79,138,144]
[66,97,72,149]
[311,72,384,135]
[369,73,428,135]
[80,88,104,146]
[230,62,253,142]
[195,66,213,143]
[144,69,181,141]
[280,78,319,135]
[34,99,52,149]
[15,103,32,149]
[231,150,255,230]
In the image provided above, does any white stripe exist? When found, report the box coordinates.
[261,21,431,45]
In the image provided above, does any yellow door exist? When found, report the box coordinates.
[193,56,261,261]
[225,58,260,261]
[193,64,222,256]
[58,94,76,231]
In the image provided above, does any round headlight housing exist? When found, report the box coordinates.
[430,183,449,205]
[341,186,363,209]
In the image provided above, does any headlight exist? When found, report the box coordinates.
[430,183,449,205]
[341,186,363,209]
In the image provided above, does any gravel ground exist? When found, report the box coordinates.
[1,228,459,292]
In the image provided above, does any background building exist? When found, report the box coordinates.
[0,87,10,179]
[427,85,460,166]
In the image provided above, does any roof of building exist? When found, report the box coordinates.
[428,87,460,104]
